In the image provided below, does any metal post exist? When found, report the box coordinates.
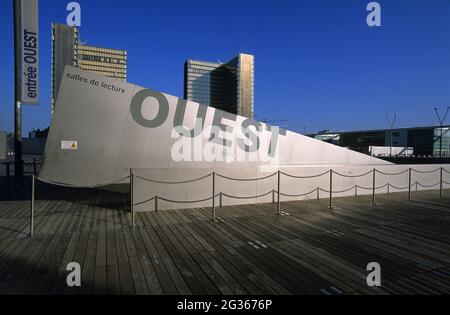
[372,169,376,205]
[355,185,358,197]
[390,128,393,157]
[220,192,223,208]
[212,172,216,221]
[387,183,390,194]
[415,182,418,192]
[277,171,281,215]
[317,187,320,201]
[20,160,25,188]
[386,113,398,158]
[129,169,133,213]
[434,107,449,158]
[30,175,35,237]
[329,170,333,209]
[155,196,158,212]
[130,170,135,228]
[5,163,11,197]
[440,167,443,198]
[13,0,23,181]
[272,189,275,203]
[408,168,412,201]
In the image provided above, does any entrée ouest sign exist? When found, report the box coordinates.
[21,0,39,105]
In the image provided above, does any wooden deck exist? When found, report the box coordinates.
[1,180,450,295]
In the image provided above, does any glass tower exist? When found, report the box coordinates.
[51,23,127,113]
[184,54,254,119]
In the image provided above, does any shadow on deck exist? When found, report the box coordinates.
[1,182,450,295]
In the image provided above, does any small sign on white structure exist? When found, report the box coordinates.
[62,141,78,150]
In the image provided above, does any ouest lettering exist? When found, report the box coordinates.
[130,89,287,158]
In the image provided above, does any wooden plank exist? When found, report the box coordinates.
[1,188,450,295]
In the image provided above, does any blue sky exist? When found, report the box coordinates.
[1,0,450,135]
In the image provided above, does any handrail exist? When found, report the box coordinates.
[2,160,43,165]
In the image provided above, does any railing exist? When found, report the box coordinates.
[2,159,43,177]
[131,167,450,225]
[28,166,449,236]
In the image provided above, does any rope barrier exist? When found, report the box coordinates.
[280,170,330,179]
[375,169,409,176]
[332,170,373,178]
[37,175,130,188]
[388,184,412,190]
[222,190,274,200]
[38,167,446,208]
[135,173,212,184]
[216,172,277,182]
[356,183,389,191]
[318,186,358,194]
[158,195,215,204]
[331,186,362,194]
[134,196,156,206]
[135,193,222,207]
[2,161,43,166]
[410,168,441,174]
[416,182,440,189]
[23,163,42,167]
[30,165,447,235]
[278,188,319,198]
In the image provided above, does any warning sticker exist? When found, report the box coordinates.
[61,141,78,150]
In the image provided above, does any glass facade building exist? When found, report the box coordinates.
[78,45,127,81]
[433,127,450,156]
[51,24,127,113]
[184,54,254,119]
[310,125,450,157]
[51,24,78,114]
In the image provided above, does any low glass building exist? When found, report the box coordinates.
[310,125,450,157]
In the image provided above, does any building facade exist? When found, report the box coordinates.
[184,53,254,119]
[309,125,450,157]
[51,23,127,113]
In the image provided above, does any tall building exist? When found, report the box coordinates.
[184,53,254,119]
[51,23,127,113]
